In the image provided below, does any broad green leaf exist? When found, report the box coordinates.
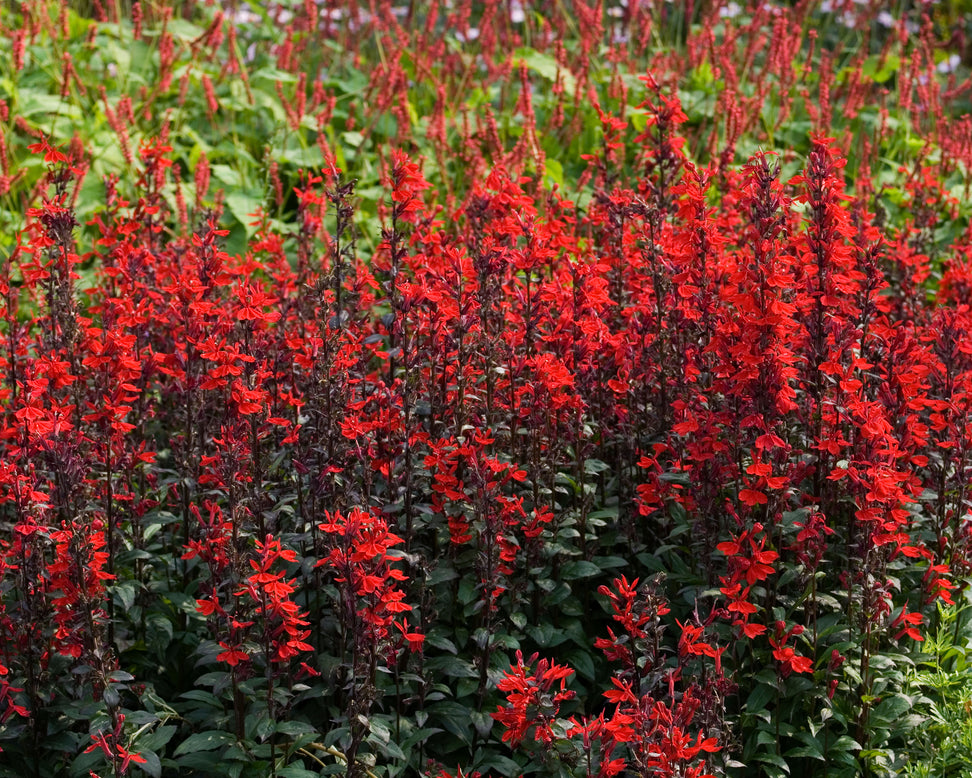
[872,693,913,724]
[178,690,222,707]
[138,725,177,753]
[561,560,600,579]
[831,735,863,752]
[113,581,136,613]
[400,726,442,750]
[514,47,577,95]
[526,623,568,647]
[474,753,523,778]
[134,750,161,778]
[567,648,596,681]
[746,682,777,715]
[225,191,264,237]
[470,711,494,738]
[210,164,243,187]
[174,752,230,771]
[17,89,79,119]
[173,730,235,756]
[427,701,473,744]
[543,158,564,189]
[426,655,478,678]
[861,54,901,84]
[166,18,205,42]
[252,66,300,84]
[754,751,791,773]
[275,720,317,737]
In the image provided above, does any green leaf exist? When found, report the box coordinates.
[179,689,222,707]
[470,710,494,738]
[595,555,628,570]
[145,612,174,656]
[754,752,791,773]
[474,753,523,777]
[138,725,177,753]
[401,726,443,750]
[173,730,235,756]
[252,66,299,84]
[587,507,619,521]
[514,48,577,95]
[275,720,318,737]
[17,89,80,120]
[173,752,228,771]
[210,164,243,187]
[526,623,568,647]
[756,729,778,748]
[861,54,901,84]
[583,458,610,475]
[785,730,826,761]
[427,564,458,585]
[368,717,391,745]
[275,143,324,168]
[225,191,264,237]
[831,735,862,752]
[423,630,458,654]
[165,18,205,41]
[135,749,161,778]
[426,655,478,678]
[784,745,824,761]
[70,746,103,777]
[561,560,601,579]
[328,67,369,96]
[544,158,564,188]
[567,649,596,681]
[746,683,777,715]
[428,701,473,744]
[872,693,912,724]
[247,708,275,741]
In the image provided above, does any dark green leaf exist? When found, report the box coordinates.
[746,683,777,714]
[173,730,235,756]
[134,749,161,778]
[560,560,601,579]
[426,655,478,678]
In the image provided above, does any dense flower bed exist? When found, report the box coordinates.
[3,2,972,777]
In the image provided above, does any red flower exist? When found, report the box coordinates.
[216,643,249,667]
[28,138,68,164]
[493,651,576,748]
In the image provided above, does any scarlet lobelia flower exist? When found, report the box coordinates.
[316,507,419,649]
[236,534,313,663]
[84,712,147,775]
[492,650,576,748]
[768,620,813,678]
[315,507,422,773]
[388,149,430,225]
[717,523,778,639]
